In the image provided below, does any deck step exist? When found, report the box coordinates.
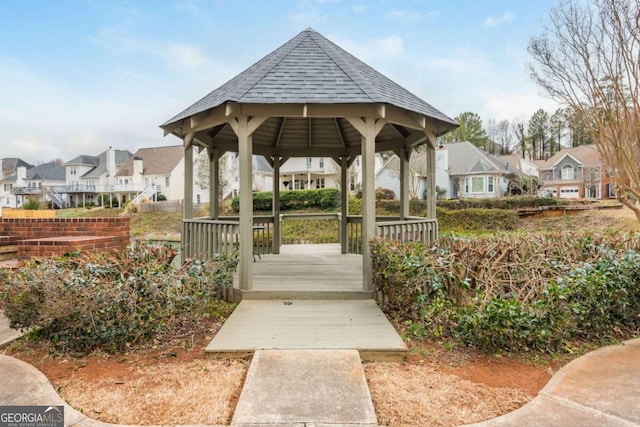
[238,290,374,300]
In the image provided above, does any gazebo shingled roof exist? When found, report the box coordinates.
[163,28,456,131]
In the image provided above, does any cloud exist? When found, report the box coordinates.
[287,0,330,27]
[483,12,515,27]
[376,36,404,58]
[352,5,367,13]
[165,43,208,68]
[387,9,438,22]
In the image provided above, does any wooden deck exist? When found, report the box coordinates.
[233,244,372,300]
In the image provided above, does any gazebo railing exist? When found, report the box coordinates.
[182,215,437,259]
[376,217,438,245]
[182,216,276,260]
[182,218,239,260]
[346,216,438,254]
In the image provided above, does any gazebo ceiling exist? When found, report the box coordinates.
[161,28,457,157]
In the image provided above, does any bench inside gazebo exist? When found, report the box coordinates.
[161,28,457,302]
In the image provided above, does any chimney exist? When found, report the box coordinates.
[133,156,143,185]
[106,147,116,184]
[16,166,27,185]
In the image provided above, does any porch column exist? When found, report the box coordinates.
[272,156,281,254]
[340,156,348,254]
[236,116,253,291]
[425,135,436,219]
[209,148,220,219]
[399,147,410,220]
[183,134,194,219]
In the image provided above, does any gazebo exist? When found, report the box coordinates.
[161,28,457,300]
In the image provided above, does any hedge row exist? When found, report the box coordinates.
[231,188,340,212]
[371,232,640,353]
[436,196,567,210]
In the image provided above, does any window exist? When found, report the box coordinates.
[561,164,574,180]
[319,158,324,168]
[306,158,312,169]
[165,176,170,187]
[316,178,325,189]
[471,177,484,193]
[487,176,494,193]
[70,166,77,175]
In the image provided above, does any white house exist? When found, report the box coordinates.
[0,158,33,208]
[436,142,525,199]
[6,162,66,207]
[117,145,209,204]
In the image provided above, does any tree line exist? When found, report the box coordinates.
[438,106,594,161]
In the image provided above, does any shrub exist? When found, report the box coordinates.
[231,188,341,212]
[371,232,640,353]
[157,193,167,201]
[1,244,238,353]
[22,199,40,210]
[437,196,566,210]
[376,188,396,200]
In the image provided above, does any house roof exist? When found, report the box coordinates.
[443,141,523,177]
[538,145,603,170]
[1,158,32,180]
[81,149,133,179]
[116,145,184,177]
[65,155,99,167]
[164,28,456,129]
[6,162,65,182]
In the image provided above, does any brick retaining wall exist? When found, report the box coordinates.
[0,218,130,259]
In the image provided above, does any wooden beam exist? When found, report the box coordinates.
[239,103,380,118]
[274,117,287,148]
[189,106,229,133]
[184,132,195,150]
[190,111,210,130]
[162,121,182,137]
[392,124,411,138]
[384,105,427,131]
[248,115,269,135]
[333,118,347,148]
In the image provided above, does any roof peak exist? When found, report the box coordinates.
[163,29,456,129]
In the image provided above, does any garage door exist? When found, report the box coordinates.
[560,187,580,199]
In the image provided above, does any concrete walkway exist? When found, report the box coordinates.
[232,349,377,426]
[0,311,22,347]
[206,300,407,361]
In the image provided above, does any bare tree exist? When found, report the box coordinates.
[496,119,517,154]
[195,147,229,202]
[529,0,640,221]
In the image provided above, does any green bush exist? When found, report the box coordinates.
[371,232,640,353]
[231,188,341,212]
[22,199,41,210]
[437,207,518,234]
[157,193,167,201]
[437,196,566,210]
[1,244,238,353]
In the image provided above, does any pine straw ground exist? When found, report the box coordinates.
[2,206,636,426]
[4,317,558,427]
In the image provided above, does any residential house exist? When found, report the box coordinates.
[7,162,66,207]
[116,145,209,204]
[0,158,33,208]
[496,154,539,177]
[376,154,428,199]
[61,147,133,207]
[436,141,525,199]
[537,144,612,199]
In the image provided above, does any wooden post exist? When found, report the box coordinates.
[184,134,194,220]
[361,117,377,292]
[426,137,436,220]
[272,156,281,254]
[399,147,410,220]
[340,156,348,254]
[209,148,219,219]
[237,117,253,291]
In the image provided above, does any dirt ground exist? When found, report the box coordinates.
[4,320,563,427]
[2,206,637,426]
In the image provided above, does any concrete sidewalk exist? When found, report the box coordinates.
[466,338,640,427]
[0,311,22,347]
